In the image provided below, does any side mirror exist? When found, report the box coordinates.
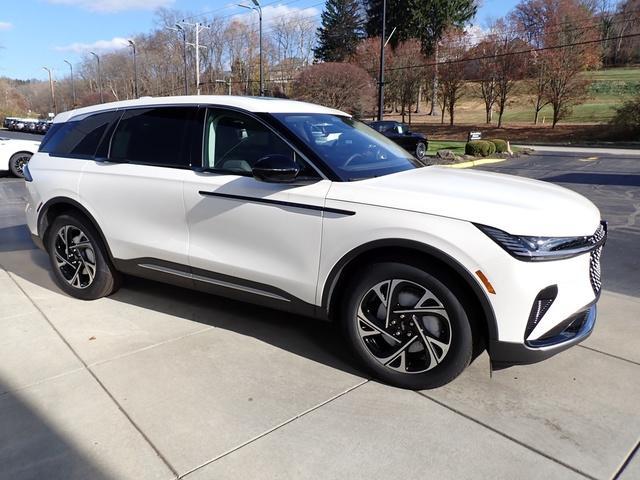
[252,154,300,183]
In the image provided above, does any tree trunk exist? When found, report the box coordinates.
[429,44,439,116]
[415,85,421,113]
[497,102,505,128]
[449,99,455,126]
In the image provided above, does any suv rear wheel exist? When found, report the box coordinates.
[342,262,473,389]
[46,214,121,300]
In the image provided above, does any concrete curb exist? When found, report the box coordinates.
[444,158,507,169]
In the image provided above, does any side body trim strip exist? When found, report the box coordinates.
[139,263,290,302]
[198,190,356,216]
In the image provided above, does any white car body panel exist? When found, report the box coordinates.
[79,162,191,266]
[327,167,601,237]
[0,138,41,171]
[52,95,348,124]
[23,96,605,372]
[183,174,332,304]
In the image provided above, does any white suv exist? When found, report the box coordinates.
[24,96,606,389]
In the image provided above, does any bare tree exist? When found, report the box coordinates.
[437,29,469,126]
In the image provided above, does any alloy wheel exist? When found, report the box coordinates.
[416,142,427,160]
[12,154,31,177]
[357,279,452,374]
[53,225,97,289]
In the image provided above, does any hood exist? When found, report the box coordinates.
[327,166,601,237]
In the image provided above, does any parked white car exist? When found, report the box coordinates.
[0,137,41,177]
[23,96,606,389]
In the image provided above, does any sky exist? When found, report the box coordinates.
[0,0,519,81]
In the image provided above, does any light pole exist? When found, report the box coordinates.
[128,39,138,98]
[167,24,188,95]
[63,60,76,108]
[238,0,263,96]
[377,0,386,121]
[42,67,57,114]
[89,51,103,103]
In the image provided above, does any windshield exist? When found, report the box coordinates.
[272,113,423,181]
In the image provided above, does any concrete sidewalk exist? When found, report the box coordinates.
[516,145,640,156]
[1,170,639,479]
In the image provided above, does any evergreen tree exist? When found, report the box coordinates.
[314,0,364,62]
[365,0,477,54]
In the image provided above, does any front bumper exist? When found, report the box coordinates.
[489,301,597,369]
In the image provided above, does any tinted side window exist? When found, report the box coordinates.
[39,111,120,157]
[203,108,318,178]
[110,107,197,167]
[39,122,76,153]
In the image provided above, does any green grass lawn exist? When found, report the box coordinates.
[426,140,523,157]
[417,66,640,126]
[582,67,640,82]
[427,140,467,156]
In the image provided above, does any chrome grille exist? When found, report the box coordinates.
[588,222,606,295]
[590,246,603,294]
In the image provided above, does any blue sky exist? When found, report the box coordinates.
[0,0,518,80]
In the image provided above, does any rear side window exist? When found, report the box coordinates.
[39,111,121,157]
[109,107,197,168]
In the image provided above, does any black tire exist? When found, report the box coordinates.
[46,214,122,300]
[9,152,32,178]
[415,141,427,161]
[342,262,472,390]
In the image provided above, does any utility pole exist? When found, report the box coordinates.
[181,21,209,95]
[89,52,103,103]
[128,39,138,98]
[167,24,188,95]
[63,60,76,108]
[377,0,387,121]
[42,67,57,114]
[238,0,263,96]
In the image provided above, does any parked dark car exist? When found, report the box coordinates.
[368,121,428,161]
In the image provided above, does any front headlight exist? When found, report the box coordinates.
[475,223,606,261]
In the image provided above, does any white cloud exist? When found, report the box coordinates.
[55,36,129,53]
[46,0,174,13]
[0,22,13,31]
[231,4,319,28]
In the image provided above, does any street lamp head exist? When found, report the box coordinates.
[64,59,72,67]
[251,0,260,6]
[128,39,135,47]
[174,23,183,30]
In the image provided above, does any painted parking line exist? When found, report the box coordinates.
[445,158,507,169]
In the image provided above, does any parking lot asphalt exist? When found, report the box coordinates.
[0,128,44,142]
[0,150,638,480]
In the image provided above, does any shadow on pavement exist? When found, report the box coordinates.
[543,173,640,187]
[0,224,363,379]
[0,224,37,252]
[0,379,113,480]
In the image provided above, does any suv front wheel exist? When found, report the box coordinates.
[46,214,121,300]
[342,262,473,389]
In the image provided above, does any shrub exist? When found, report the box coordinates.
[465,140,494,157]
[292,63,375,117]
[488,138,508,153]
[609,94,640,140]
